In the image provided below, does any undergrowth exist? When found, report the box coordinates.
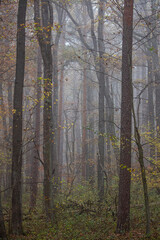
[5,179,160,240]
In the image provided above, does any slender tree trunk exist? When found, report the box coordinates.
[11,0,27,234]
[117,0,134,233]
[52,47,59,196]
[136,133,150,235]
[97,0,105,200]
[147,56,155,162]
[30,48,42,210]
[82,58,87,180]
[86,75,95,185]
[58,64,64,185]
[132,103,151,235]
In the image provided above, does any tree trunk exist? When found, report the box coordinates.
[135,128,150,235]
[116,0,134,233]
[0,189,7,240]
[97,0,105,200]
[30,48,42,210]
[51,5,64,196]
[34,0,53,220]
[82,57,87,180]
[11,0,27,234]
[52,47,59,197]
[58,64,64,185]
[86,73,95,185]
[147,55,155,163]
[151,0,160,162]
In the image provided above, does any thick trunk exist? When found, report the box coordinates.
[11,0,27,234]
[34,0,53,220]
[117,0,133,233]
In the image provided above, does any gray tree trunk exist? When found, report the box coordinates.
[30,48,42,210]
[34,0,53,220]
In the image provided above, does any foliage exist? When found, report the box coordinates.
[6,179,160,240]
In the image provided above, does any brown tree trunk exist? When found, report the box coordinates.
[116,0,134,233]
[11,0,27,235]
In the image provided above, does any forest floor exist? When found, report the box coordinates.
[6,181,160,240]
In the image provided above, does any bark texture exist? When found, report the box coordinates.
[11,0,27,234]
[117,0,134,233]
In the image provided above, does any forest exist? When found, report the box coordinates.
[0,0,160,239]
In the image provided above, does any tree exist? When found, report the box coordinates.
[0,189,7,240]
[30,48,42,210]
[116,0,134,233]
[34,0,53,220]
[11,0,27,235]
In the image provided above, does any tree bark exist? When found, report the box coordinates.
[117,0,134,233]
[34,0,53,220]
[11,0,27,234]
